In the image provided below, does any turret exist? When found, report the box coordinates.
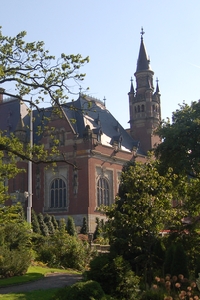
[129,28,161,154]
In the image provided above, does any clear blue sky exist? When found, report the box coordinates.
[1,0,200,128]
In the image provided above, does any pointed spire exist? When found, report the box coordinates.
[136,27,151,72]
[156,78,160,94]
[130,77,134,93]
[103,96,106,107]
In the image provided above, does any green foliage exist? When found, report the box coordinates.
[66,216,76,236]
[0,223,32,277]
[53,280,105,300]
[171,243,189,278]
[155,101,200,178]
[140,289,165,300]
[80,217,88,234]
[164,245,175,275]
[31,210,41,234]
[36,229,90,270]
[0,27,89,105]
[103,159,180,285]
[51,215,59,231]
[93,217,101,240]
[37,213,49,236]
[86,254,140,299]
[44,214,55,234]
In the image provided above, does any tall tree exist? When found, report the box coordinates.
[155,101,200,178]
[104,159,180,285]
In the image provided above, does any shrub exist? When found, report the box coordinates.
[80,217,88,235]
[66,216,77,236]
[0,223,32,277]
[36,230,91,270]
[0,246,31,277]
[67,280,105,300]
[86,254,140,299]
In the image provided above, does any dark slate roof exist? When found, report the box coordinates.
[0,96,140,154]
[62,95,139,153]
[0,98,28,135]
[136,37,152,72]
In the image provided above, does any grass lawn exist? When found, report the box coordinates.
[0,265,80,288]
[0,288,60,300]
[0,265,81,299]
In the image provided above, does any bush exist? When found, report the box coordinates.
[66,280,105,300]
[36,230,91,270]
[0,246,31,277]
[0,223,32,277]
[86,254,140,299]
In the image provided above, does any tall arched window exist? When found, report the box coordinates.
[97,177,110,206]
[50,178,67,208]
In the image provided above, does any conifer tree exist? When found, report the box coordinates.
[37,213,49,236]
[93,217,101,240]
[44,214,55,235]
[66,216,76,236]
[31,210,41,234]
[80,217,88,234]
[51,215,58,231]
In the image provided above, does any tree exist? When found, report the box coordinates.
[0,27,89,165]
[80,216,88,235]
[155,101,200,178]
[66,216,76,236]
[104,159,180,285]
[31,209,41,234]
[51,215,58,231]
[93,217,101,240]
[37,213,49,236]
[171,243,189,278]
[0,27,89,105]
[0,27,89,222]
[44,214,55,235]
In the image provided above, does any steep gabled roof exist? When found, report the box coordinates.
[62,95,139,153]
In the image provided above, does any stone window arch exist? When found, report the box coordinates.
[97,176,110,206]
[50,178,67,208]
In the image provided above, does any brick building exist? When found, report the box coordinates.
[0,31,161,231]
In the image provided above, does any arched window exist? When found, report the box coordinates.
[97,177,110,206]
[138,105,140,112]
[50,178,67,208]
[60,130,65,145]
[141,104,145,112]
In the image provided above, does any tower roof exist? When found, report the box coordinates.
[136,29,152,72]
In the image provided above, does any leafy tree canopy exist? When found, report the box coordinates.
[155,101,200,178]
[0,27,89,105]
[103,159,186,285]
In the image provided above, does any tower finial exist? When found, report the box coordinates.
[140,27,145,39]
[103,96,106,107]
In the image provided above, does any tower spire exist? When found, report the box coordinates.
[130,77,134,93]
[136,27,151,72]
